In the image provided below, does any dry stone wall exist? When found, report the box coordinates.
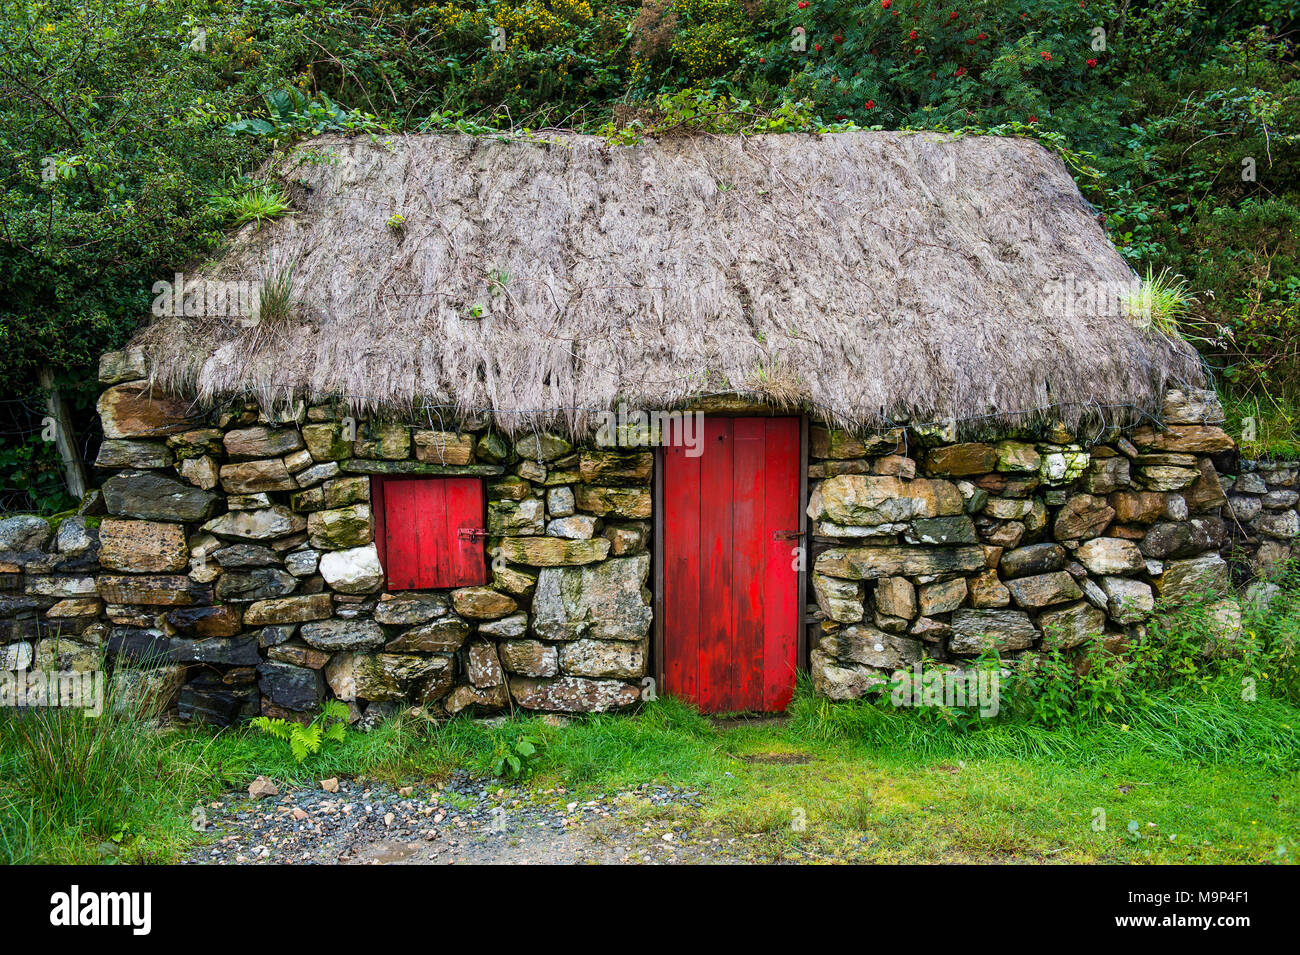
[807,389,1238,699]
[1,356,1252,720]
[1222,460,1300,579]
[11,351,654,725]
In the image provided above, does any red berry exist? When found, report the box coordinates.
[865,100,875,109]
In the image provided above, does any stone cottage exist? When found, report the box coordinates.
[3,131,1247,721]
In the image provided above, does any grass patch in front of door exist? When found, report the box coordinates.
[6,570,1300,864]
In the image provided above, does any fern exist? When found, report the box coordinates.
[250,716,293,740]
[252,702,351,764]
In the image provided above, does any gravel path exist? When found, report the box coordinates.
[186,773,748,865]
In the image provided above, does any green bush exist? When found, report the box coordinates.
[2,0,1295,490]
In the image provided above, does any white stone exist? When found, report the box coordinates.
[547,515,598,539]
[318,544,384,594]
[56,517,94,555]
[1074,537,1145,575]
[0,641,33,669]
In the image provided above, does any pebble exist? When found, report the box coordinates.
[185,772,703,866]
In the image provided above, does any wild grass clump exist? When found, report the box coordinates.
[0,667,209,864]
[790,564,1300,772]
[1128,265,1199,339]
[252,264,296,326]
[207,181,292,227]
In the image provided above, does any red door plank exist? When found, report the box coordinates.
[697,417,734,713]
[731,418,766,711]
[422,478,450,589]
[444,477,487,586]
[662,422,701,705]
[385,479,421,589]
[763,418,801,710]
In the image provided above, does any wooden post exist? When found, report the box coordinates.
[37,366,88,502]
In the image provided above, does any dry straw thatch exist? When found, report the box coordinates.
[137,130,1204,437]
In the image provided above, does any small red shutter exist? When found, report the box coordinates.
[372,476,487,590]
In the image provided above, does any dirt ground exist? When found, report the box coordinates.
[186,775,750,865]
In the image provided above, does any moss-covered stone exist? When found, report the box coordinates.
[307,504,373,550]
[302,422,352,462]
[492,536,611,566]
[515,432,572,462]
[578,451,653,485]
[476,432,513,465]
[573,486,652,519]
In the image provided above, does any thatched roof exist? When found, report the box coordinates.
[136,130,1204,436]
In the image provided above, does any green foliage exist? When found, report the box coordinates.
[0,430,74,515]
[847,564,1300,767]
[1,0,1295,490]
[251,700,350,763]
[491,729,546,778]
[599,86,840,143]
[1126,266,1198,341]
[207,181,293,228]
[224,87,386,140]
[0,663,211,864]
[1222,389,1300,460]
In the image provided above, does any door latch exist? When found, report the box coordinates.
[772,529,805,541]
[458,528,489,540]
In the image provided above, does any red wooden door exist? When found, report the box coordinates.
[662,417,800,713]
[372,476,487,589]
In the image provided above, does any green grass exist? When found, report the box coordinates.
[1128,266,1199,341]
[4,686,1297,864]
[0,675,215,864]
[1221,389,1300,461]
[207,182,292,228]
[6,577,1300,864]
